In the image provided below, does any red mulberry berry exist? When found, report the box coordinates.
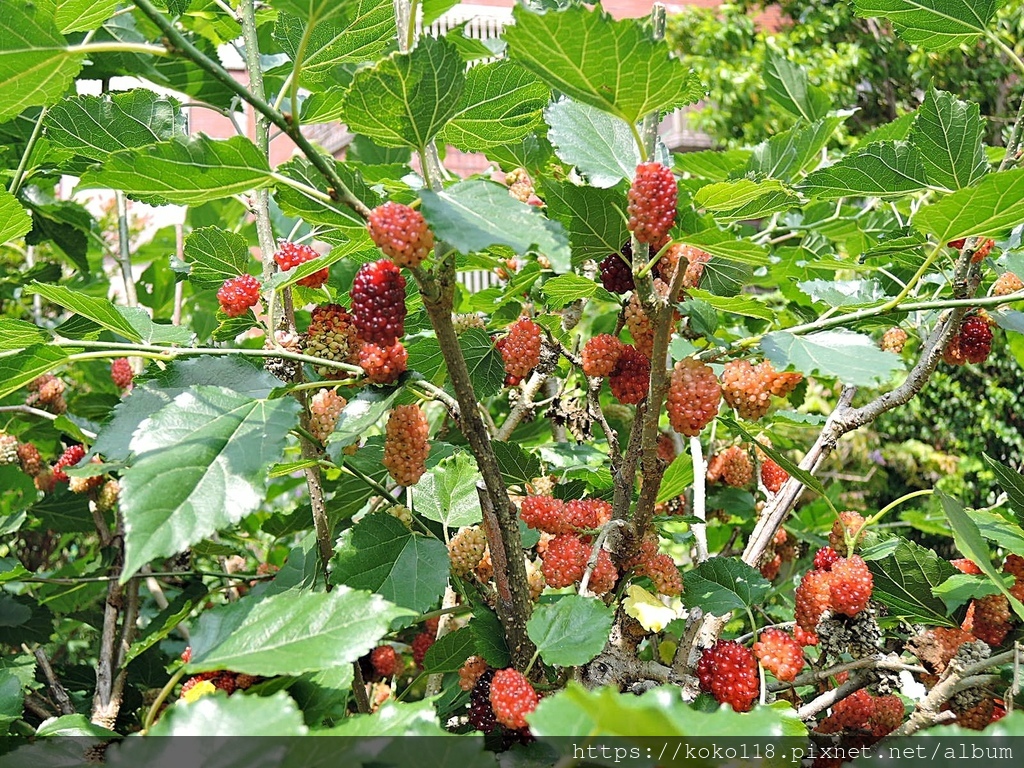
[753,628,804,682]
[796,569,833,634]
[667,358,721,437]
[715,446,753,488]
[951,558,981,575]
[111,358,133,389]
[760,459,788,493]
[948,239,966,250]
[371,645,399,678]
[680,245,712,289]
[367,202,434,269]
[818,689,873,733]
[581,334,624,378]
[627,163,677,246]
[564,498,612,531]
[697,640,759,713]
[217,274,261,317]
[520,495,570,535]
[52,445,86,483]
[813,547,840,572]
[303,303,360,378]
[499,319,542,378]
[411,631,433,668]
[829,556,873,617]
[308,388,345,443]
[993,272,1023,296]
[350,259,407,346]
[382,404,429,487]
[449,526,488,577]
[958,315,993,364]
[964,595,1012,646]
[599,248,634,294]
[721,360,773,421]
[971,238,995,264]
[588,549,618,596]
[793,625,818,647]
[27,374,67,414]
[358,340,408,384]
[608,345,650,405]
[489,668,538,730]
[541,534,588,588]
[274,242,328,288]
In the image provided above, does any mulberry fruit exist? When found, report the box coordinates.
[16,442,43,476]
[643,553,682,596]
[27,374,67,414]
[499,319,542,379]
[459,656,488,691]
[760,459,788,493]
[303,303,360,379]
[697,640,759,712]
[581,334,624,378]
[588,549,618,596]
[963,595,1012,646]
[795,569,833,634]
[541,534,588,588]
[813,546,840,572]
[370,645,399,678]
[350,259,407,346]
[367,203,434,269]
[880,328,907,354]
[564,498,612,531]
[411,631,434,668]
[382,404,430,487]
[829,511,866,556]
[718,446,753,488]
[217,274,261,317]
[627,163,677,246]
[625,291,655,358]
[993,272,1023,296]
[308,388,345,443]
[599,247,635,294]
[721,360,773,421]
[608,345,650,405]
[52,445,86,483]
[96,479,120,513]
[452,313,486,334]
[489,669,538,730]
[0,433,18,467]
[468,670,498,733]
[520,495,570,534]
[666,358,721,437]
[951,558,981,575]
[958,315,993,364]
[111,358,133,389]
[274,242,328,288]
[358,340,408,384]
[970,238,995,264]
[753,628,804,682]
[449,526,488,577]
[829,556,873,617]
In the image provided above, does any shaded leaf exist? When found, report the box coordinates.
[422,627,475,674]
[863,537,957,625]
[331,513,449,612]
[853,0,1000,52]
[984,454,1024,524]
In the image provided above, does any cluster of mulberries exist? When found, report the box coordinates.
[179,669,261,701]
[382,404,429,487]
[625,291,655,358]
[816,689,903,743]
[625,535,682,596]
[540,534,589,588]
[721,360,802,421]
[217,274,261,317]
[944,314,993,366]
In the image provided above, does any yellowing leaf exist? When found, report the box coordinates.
[622,585,676,633]
[181,680,216,703]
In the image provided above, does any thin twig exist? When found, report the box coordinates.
[0,405,98,439]
[689,436,708,563]
[579,520,626,595]
[30,647,75,715]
